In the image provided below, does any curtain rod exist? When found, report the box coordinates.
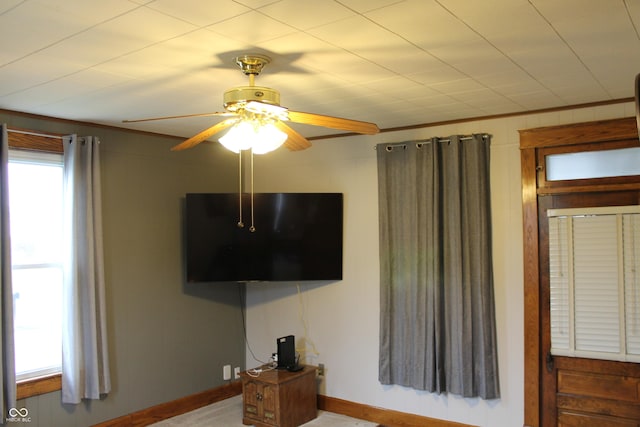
[375,133,490,150]
[7,128,64,140]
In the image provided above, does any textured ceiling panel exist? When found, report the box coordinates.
[0,0,637,143]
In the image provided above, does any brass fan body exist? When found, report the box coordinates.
[223,86,281,111]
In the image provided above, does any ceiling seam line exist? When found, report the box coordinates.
[527,0,611,97]
[0,3,150,70]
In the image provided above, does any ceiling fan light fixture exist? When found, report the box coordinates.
[251,122,288,154]
[219,119,287,154]
[131,52,378,153]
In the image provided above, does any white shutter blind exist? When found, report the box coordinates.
[549,206,640,363]
[572,215,619,354]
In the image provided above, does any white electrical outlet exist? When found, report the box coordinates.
[223,364,231,380]
[234,367,241,379]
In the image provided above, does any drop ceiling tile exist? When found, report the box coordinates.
[306,95,382,122]
[338,0,410,14]
[258,0,355,30]
[454,88,509,104]
[0,0,21,13]
[404,91,463,108]
[281,72,354,98]
[36,7,198,70]
[539,0,640,57]
[289,83,379,115]
[307,15,437,80]
[306,15,389,51]
[0,0,137,63]
[477,70,541,91]
[551,82,611,104]
[507,42,587,83]
[629,0,640,31]
[508,89,563,110]
[429,39,520,80]
[364,0,482,50]
[207,10,298,44]
[261,32,340,70]
[361,76,435,100]
[95,29,245,79]
[534,0,623,27]
[52,79,209,125]
[588,57,640,97]
[288,47,396,84]
[440,0,547,39]
[407,65,468,87]
[361,46,443,76]
[0,68,128,111]
[0,54,81,96]
[234,0,282,8]
[144,0,250,27]
[429,78,488,97]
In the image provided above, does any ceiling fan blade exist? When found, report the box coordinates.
[171,118,237,151]
[275,121,312,151]
[123,111,232,123]
[287,110,379,135]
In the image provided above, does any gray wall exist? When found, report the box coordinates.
[1,111,245,426]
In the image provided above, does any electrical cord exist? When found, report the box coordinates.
[245,358,278,378]
[238,283,320,376]
[295,283,320,360]
[238,285,269,366]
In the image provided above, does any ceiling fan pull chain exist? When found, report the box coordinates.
[249,149,256,232]
[237,150,244,228]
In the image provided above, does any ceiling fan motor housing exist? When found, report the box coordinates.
[223,86,281,111]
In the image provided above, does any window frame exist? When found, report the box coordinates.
[536,139,640,193]
[7,128,64,399]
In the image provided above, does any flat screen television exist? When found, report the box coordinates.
[185,192,343,282]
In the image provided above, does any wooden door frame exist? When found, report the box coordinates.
[519,117,639,427]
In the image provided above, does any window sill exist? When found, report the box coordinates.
[17,374,61,400]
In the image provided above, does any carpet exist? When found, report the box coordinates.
[150,395,380,426]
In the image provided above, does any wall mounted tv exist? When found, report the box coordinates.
[185,192,343,283]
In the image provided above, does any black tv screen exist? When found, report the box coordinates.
[185,193,343,282]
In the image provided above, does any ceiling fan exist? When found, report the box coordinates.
[123,54,380,153]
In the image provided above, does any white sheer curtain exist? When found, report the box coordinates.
[0,124,16,419]
[62,134,111,404]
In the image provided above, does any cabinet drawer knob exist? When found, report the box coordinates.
[256,392,263,401]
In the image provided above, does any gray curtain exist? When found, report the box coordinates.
[0,125,16,420]
[377,134,499,399]
[61,135,111,404]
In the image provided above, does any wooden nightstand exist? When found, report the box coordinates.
[239,365,317,427]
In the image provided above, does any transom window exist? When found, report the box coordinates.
[546,146,640,181]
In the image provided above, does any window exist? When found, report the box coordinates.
[8,149,64,381]
[549,205,640,363]
[546,147,640,181]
